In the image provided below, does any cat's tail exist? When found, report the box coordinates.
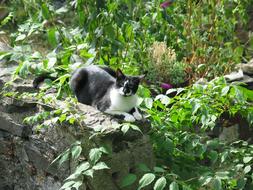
[69,68,88,94]
[33,75,57,88]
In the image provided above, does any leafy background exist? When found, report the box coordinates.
[1,0,253,189]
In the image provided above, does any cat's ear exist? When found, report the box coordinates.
[138,74,146,82]
[116,68,125,79]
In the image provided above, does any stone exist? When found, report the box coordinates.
[0,87,154,190]
[0,49,155,189]
[224,69,244,81]
[239,59,253,75]
[0,111,31,137]
[219,124,239,142]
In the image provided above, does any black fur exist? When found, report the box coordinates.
[69,65,142,112]
[33,75,57,88]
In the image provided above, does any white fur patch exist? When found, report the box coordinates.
[109,88,138,112]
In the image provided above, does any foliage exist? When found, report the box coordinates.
[144,77,253,130]
[2,0,253,82]
[147,41,186,86]
[1,0,253,190]
[138,78,253,190]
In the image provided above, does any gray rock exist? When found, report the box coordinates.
[0,88,154,190]
[224,69,244,81]
[238,59,253,75]
[0,111,31,137]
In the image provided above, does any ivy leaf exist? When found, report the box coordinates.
[92,162,110,170]
[138,173,155,190]
[121,124,130,134]
[59,180,75,190]
[83,169,94,178]
[243,157,253,164]
[154,177,166,190]
[65,173,80,181]
[89,148,102,164]
[71,145,82,160]
[72,180,83,190]
[244,165,251,174]
[169,181,179,190]
[120,174,137,188]
[130,124,142,134]
[51,148,70,166]
[74,162,90,174]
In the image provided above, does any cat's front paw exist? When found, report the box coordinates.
[133,111,143,121]
[124,114,136,122]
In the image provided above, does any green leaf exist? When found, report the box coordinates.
[237,178,246,189]
[47,27,58,48]
[50,148,70,166]
[243,157,253,164]
[83,169,94,178]
[155,94,170,105]
[65,173,80,181]
[74,162,90,174]
[120,174,137,188]
[166,89,177,95]
[59,114,67,123]
[56,6,68,14]
[154,167,165,173]
[0,52,12,60]
[244,165,251,174]
[138,173,155,190]
[130,124,142,134]
[59,151,70,166]
[92,162,110,170]
[60,180,75,190]
[138,163,150,172]
[200,176,212,186]
[15,34,26,41]
[41,3,50,19]
[89,148,102,164]
[121,124,130,134]
[169,181,179,190]
[71,145,82,160]
[212,178,222,190]
[154,177,166,190]
[145,98,153,109]
[72,180,83,190]
[192,101,201,115]
[221,86,230,96]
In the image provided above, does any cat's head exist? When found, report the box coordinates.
[115,69,144,96]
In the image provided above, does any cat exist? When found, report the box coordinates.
[69,65,144,122]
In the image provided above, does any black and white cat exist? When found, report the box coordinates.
[70,65,144,122]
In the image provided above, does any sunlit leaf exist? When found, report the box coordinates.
[138,173,155,190]
[154,177,166,190]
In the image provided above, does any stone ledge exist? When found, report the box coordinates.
[0,64,154,190]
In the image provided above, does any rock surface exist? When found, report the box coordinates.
[224,60,253,90]
[0,48,155,190]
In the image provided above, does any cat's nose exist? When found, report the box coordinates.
[123,88,130,94]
